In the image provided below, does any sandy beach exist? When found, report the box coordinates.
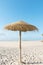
[0,41,43,65]
[0,40,43,47]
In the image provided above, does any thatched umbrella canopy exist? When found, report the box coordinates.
[4,20,38,64]
[5,21,38,31]
[42,34,43,36]
[41,34,43,42]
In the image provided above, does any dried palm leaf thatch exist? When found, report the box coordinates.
[4,21,38,31]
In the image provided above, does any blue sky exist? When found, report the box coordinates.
[0,0,43,41]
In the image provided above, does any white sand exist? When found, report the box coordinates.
[0,41,43,65]
[0,41,43,47]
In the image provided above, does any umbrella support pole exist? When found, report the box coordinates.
[19,31,22,65]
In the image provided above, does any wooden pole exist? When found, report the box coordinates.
[19,31,22,64]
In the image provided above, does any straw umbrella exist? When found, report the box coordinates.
[42,34,43,36]
[41,34,43,42]
[4,20,38,64]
